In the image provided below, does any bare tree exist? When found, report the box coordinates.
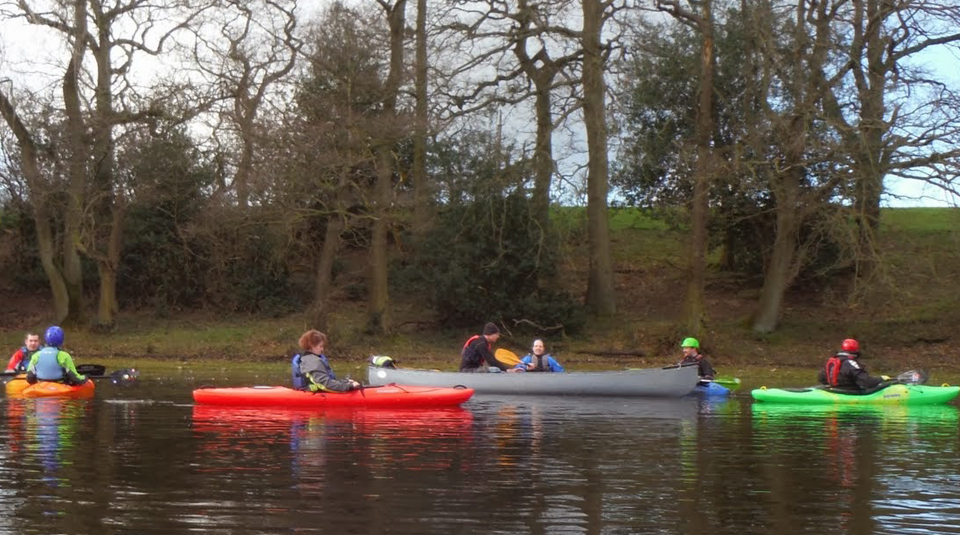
[0,88,81,323]
[3,0,207,326]
[190,0,301,208]
[822,0,960,286]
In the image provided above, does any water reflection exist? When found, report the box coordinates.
[0,376,958,534]
[751,402,960,534]
[0,398,96,534]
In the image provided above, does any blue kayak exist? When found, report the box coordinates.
[693,381,731,396]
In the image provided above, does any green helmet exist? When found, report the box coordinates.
[681,337,700,349]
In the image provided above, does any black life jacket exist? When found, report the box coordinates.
[527,355,549,372]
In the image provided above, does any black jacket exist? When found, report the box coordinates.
[680,353,716,380]
[460,335,506,372]
[818,352,883,391]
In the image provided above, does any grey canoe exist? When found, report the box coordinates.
[366,363,699,397]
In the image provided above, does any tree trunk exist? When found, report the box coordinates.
[683,0,715,336]
[412,0,431,234]
[312,211,344,331]
[61,2,88,327]
[367,0,407,334]
[751,178,799,333]
[852,0,886,286]
[581,0,616,315]
[0,89,73,322]
[369,153,392,334]
[531,81,554,232]
[91,12,121,328]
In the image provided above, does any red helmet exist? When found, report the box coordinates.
[841,338,859,352]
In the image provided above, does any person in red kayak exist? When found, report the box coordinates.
[293,330,360,393]
[459,322,516,373]
[5,332,41,373]
[817,338,889,391]
[25,326,88,386]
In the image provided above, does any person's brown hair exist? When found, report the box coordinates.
[298,330,328,351]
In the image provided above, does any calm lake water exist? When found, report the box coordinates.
[1,367,958,534]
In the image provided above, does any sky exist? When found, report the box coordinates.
[1,1,959,208]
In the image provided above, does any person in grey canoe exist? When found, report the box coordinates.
[459,322,517,373]
[679,337,715,381]
[514,339,565,372]
[293,330,360,392]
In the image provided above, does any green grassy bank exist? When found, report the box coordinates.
[2,207,960,386]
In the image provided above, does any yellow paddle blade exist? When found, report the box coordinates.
[495,348,522,366]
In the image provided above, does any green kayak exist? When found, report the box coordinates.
[751,383,960,405]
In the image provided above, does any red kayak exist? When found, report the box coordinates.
[192,384,474,408]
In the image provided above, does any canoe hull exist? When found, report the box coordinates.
[192,384,474,408]
[751,384,960,405]
[366,365,699,397]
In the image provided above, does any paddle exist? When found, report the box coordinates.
[893,369,928,385]
[76,364,107,376]
[494,348,522,367]
[1,366,139,386]
[712,376,742,390]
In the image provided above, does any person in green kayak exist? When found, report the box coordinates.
[293,330,360,393]
[818,338,889,391]
[679,337,715,381]
[25,326,88,386]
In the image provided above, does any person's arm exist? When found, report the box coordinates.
[853,368,883,390]
[25,352,40,384]
[302,355,356,393]
[513,356,531,370]
[548,356,564,372]
[478,343,508,371]
[699,359,716,380]
[817,368,828,385]
[5,349,23,372]
[56,351,86,381]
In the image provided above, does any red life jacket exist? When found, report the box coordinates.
[823,354,848,387]
[462,335,490,352]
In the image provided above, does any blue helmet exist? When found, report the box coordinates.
[44,325,64,347]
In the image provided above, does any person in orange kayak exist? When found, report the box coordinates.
[460,322,516,372]
[679,337,715,381]
[817,338,889,391]
[5,332,41,373]
[25,326,88,385]
[293,329,360,392]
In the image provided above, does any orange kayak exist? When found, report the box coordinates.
[5,375,29,396]
[7,379,95,399]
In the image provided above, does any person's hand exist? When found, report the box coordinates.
[350,380,361,388]
[881,375,891,381]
